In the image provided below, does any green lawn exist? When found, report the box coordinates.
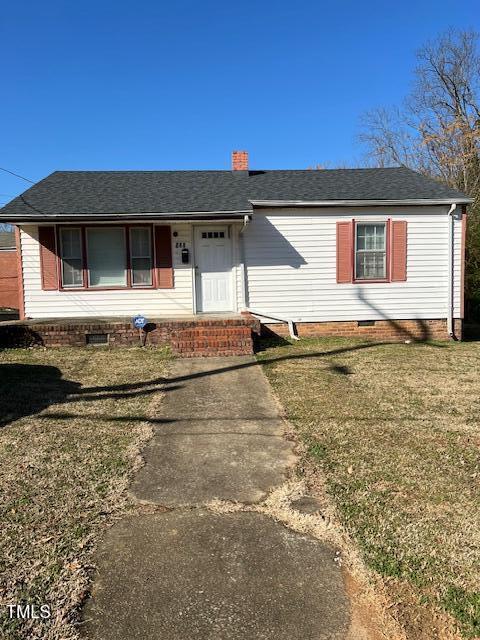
[258,337,480,639]
[0,347,170,640]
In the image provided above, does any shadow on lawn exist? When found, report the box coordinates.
[0,337,447,430]
[0,364,81,429]
[74,336,446,399]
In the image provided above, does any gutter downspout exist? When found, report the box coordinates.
[246,309,300,341]
[239,213,250,233]
[447,203,457,338]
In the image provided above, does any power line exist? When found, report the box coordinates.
[0,167,35,184]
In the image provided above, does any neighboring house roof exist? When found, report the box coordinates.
[0,231,15,249]
[0,167,472,221]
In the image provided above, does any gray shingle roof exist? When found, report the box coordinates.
[0,167,471,220]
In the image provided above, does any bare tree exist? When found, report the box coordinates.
[359,29,480,306]
[359,107,422,169]
[306,161,354,170]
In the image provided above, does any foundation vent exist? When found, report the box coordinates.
[86,333,109,346]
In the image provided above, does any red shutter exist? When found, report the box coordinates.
[38,226,58,290]
[390,221,407,282]
[336,221,353,283]
[154,225,173,288]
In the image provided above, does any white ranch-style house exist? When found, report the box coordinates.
[0,151,472,352]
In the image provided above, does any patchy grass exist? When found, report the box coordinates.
[258,337,480,639]
[0,346,171,640]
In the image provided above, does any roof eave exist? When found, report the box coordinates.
[250,198,474,207]
[0,209,253,223]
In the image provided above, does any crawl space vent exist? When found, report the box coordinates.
[86,333,109,346]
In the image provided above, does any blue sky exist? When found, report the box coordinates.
[0,0,477,203]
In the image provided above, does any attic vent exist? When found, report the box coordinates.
[86,333,109,345]
[357,320,375,327]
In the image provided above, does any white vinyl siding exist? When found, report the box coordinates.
[18,208,464,323]
[20,223,194,318]
[241,206,463,322]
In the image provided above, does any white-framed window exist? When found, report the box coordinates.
[86,227,127,287]
[59,228,83,287]
[58,225,158,289]
[130,227,153,286]
[355,223,387,280]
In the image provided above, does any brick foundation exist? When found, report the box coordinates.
[261,318,463,342]
[0,315,462,355]
[0,315,258,357]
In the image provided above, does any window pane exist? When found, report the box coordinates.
[366,228,376,250]
[130,228,150,257]
[62,258,83,286]
[357,224,385,251]
[60,228,82,258]
[373,224,385,250]
[130,228,152,286]
[60,228,83,287]
[356,225,366,251]
[356,252,386,279]
[87,228,127,287]
[132,257,152,285]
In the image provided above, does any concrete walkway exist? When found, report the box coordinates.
[83,356,350,639]
[131,356,296,505]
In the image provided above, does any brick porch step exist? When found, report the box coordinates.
[171,325,253,357]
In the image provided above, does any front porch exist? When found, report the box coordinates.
[0,313,261,357]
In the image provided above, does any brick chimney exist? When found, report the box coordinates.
[232,150,248,171]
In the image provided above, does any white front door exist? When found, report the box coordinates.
[195,227,233,313]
